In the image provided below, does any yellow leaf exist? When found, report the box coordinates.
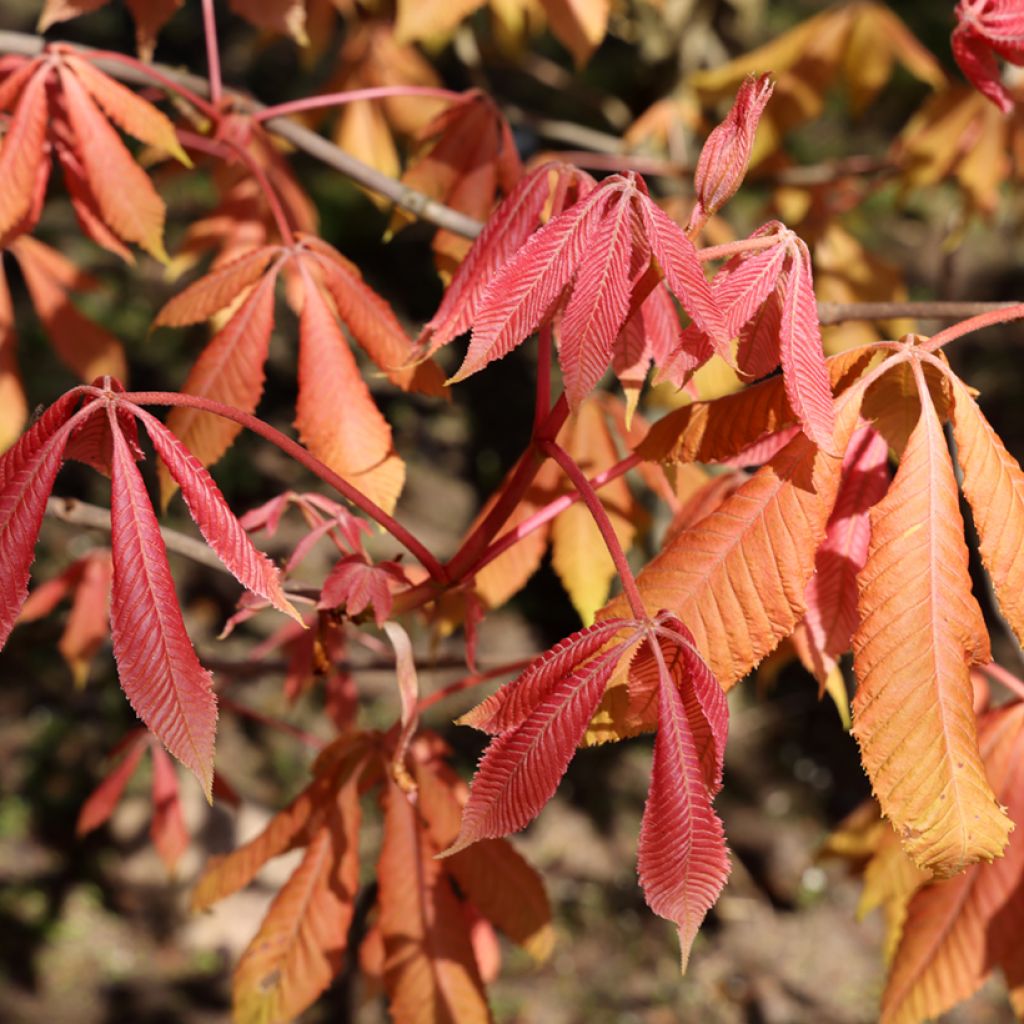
[951,378,1024,650]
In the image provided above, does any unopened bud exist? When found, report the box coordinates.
[691,74,774,227]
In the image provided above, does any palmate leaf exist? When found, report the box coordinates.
[950,377,1024,649]
[418,163,593,356]
[637,619,730,971]
[447,632,640,855]
[157,268,280,506]
[852,381,1011,877]
[460,619,634,734]
[0,65,48,241]
[0,404,79,648]
[449,173,726,410]
[413,753,554,961]
[880,700,1024,1024]
[295,274,405,512]
[192,736,366,912]
[233,774,361,1024]
[57,64,169,262]
[605,398,862,691]
[19,549,113,686]
[378,779,492,1024]
[107,414,218,799]
[10,236,126,384]
[133,407,300,624]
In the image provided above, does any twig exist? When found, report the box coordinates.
[46,496,228,573]
[821,301,1023,326]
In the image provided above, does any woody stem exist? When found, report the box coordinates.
[119,392,447,582]
[539,439,646,619]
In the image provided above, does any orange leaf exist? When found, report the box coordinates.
[153,246,281,327]
[604,398,862,689]
[0,65,49,241]
[377,780,492,1024]
[294,273,405,513]
[541,0,610,67]
[950,378,1024,650]
[57,64,168,261]
[852,382,1010,877]
[192,736,365,911]
[159,269,280,506]
[300,236,445,395]
[414,757,554,961]
[63,56,190,165]
[10,235,127,383]
[233,776,361,1024]
[880,701,1024,1023]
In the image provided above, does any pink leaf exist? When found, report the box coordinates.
[108,410,218,799]
[451,188,608,382]
[799,423,889,679]
[639,196,729,353]
[558,189,637,408]
[637,629,730,972]
[691,74,774,225]
[133,407,300,623]
[420,163,587,353]
[779,240,834,448]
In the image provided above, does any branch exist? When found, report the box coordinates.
[0,29,482,240]
[819,300,1023,326]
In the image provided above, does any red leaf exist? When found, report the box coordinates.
[446,640,632,854]
[0,64,48,241]
[150,742,189,872]
[319,554,406,626]
[76,732,147,836]
[459,618,635,734]
[108,410,218,798]
[0,389,80,492]
[639,195,728,351]
[952,1,1024,113]
[779,239,834,449]
[419,163,589,354]
[0,410,77,649]
[637,627,730,972]
[133,406,300,623]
